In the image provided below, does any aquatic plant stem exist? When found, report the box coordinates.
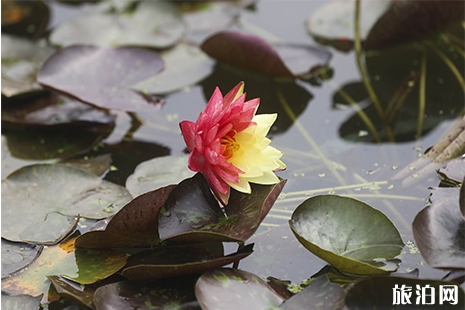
[417,51,427,139]
[427,41,465,94]
[126,112,144,139]
[354,0,394,142]
[275,84,347,186]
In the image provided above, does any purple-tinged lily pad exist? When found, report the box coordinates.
[93,277,200,310]
[2,35,54,97]
[2,164,132,244]
[290,195,404,275]
[413,191,465,270]
[195,268,285,310]
[1,239,43,278]
[2,240,127,301]
[1,294,42,310]
[365,0,465,50]
[49,1,185,49]
[306,0,391,50]
[280,275,345,310]
[125,154,195,197]
[75,185,175,249]
[2,93,116,128]
[345,276,465,309]
[201,31,331,79]
[121,243,253,281]
[133,42,214,95]
[37,45,165,112]
[158,173,286,243]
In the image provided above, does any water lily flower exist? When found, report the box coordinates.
[180,82,286,205]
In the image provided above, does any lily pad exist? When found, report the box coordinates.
[1,240,127,299]
[58,154,112,177]
[75,185,175,249]
[4,126,110,160]
[280,275,345,310]
[125,154,195,197]
[121,243,253,281]
[2,35,54,97]
[306,0,391,49]
[93,277,200,310]
[195,268,285,310]
[158,173,287,243]
[2,93,116,128]
[2,164,132,243]
[345,276,465,309]
[289,195,404,275]
[412,192,465,269]
[133,42,214,95]
[438,157,465,185]
[1,239,43,278]
[201,31,331,79]
[1,294,42,310]
[49,1,185,49]
[365,0,465,50]
[37,45,165,112]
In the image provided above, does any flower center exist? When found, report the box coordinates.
[220,130,239,159]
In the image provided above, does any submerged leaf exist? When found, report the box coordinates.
[201,31,331,79]
[195,268,285,310]
[37,45,164,112]
[289,195,404,275]
[49,1,185,49]
[1,294,42,310]
[2,0,49,39]
[58,154,112,177]
[2,164,132,243]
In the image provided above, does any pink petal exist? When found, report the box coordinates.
[205,87,224,120]
[179,121,196,151]
[223,82,244,107]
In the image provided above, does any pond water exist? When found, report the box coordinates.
[2,0,464,308]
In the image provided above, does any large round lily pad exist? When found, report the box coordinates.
[289,195,404,275]
[37,45,165,112]
[2,164,132,243]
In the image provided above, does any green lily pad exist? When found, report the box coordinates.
[49,1,185,49]
[121,243,253,281]
[37,45,165,112]
[345,276,465,309]
[1,294,42,310]
[158,173,287,243]
[412,192,465,269]
[125,154,195,197]
[2,93,116,127]
[201,31,331,79]
[2,240,127,299]
[93,277,200,310]
[289,195,404,275]
[195,268,285,310]
[1,240,43,278]
[133,42,214,95]
[58,154,112,177]
[4,126,111,160]
[1,35,54,97]
[75,185,175,249]
[280,275,345,310]
[2,164,132,243]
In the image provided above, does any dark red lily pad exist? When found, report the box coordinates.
[158,173,287,243]
[75,185,175,249]
[201,31,331,79]
[37,45,165,112]
[93,277,200,310]
[195,268,285,310]
[121,243,253,281]
[2,93,116,127]
[412,193,465,270]
[365,0,465,50]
